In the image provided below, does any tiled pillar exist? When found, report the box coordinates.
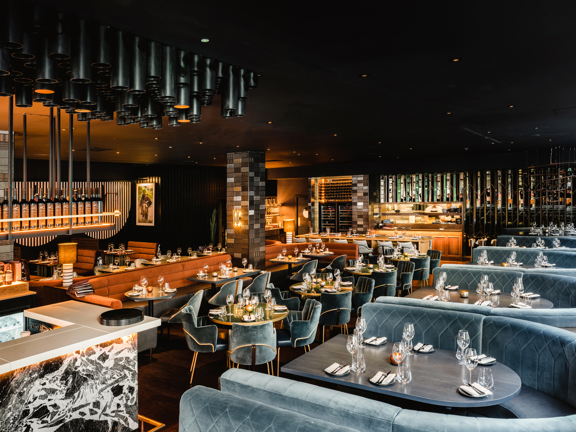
[0,133,13,260]
[226,151,266,269]
[352,174,369,233]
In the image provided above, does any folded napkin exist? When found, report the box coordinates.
[384,264,395,268]
[324,363,350,376]
[521,292,541,299]
[370,371,396,386]
[423,295,438,301]
[242,314,256,321]
[274,305,287,311]
[276,256,285,260]
[209,308,224,315]
[491,290,501,295]
[471,354,497,365]
[413,342,434,353]
[292,284,303,290]
[509,303,532,309]
[345,267,356,271]
[365,336,387,346]
[459,382,493,397]
[322,288,337,293]
[445,285,459,290]
[340,281,353,286]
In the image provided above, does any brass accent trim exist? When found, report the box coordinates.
[183,328,215,353]
[320,307,351,316]
[138,414,165,431]
[228,343,276,355]
[294,327,317,345]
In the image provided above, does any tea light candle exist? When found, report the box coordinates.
[320,281,326,287]
[460,290,469,298]
[233,267,238,272]
[212,272,218,277]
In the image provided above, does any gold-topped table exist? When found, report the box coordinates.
[208,302,288,326]
[295,234,433,254]
[289,282,354,298]
[343,264,397,277]
[268,256,310,272]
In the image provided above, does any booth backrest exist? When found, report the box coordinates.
[128,241,158,260]
[472,246,576,268]
[265,242,359,267]
[432,264,524,293]
[497,235,576,248]
[74,249,97,274]
[522,272,576,308]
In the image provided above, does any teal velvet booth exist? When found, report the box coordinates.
[432,265,524,293]
[472,246,576,268]
[497,234,576,248]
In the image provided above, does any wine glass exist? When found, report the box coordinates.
[256,306,264,321]
[140,276,148,291]
[264,288,271,302]
[187,247,192,257]
[243,287,251,302]
[463,348,479,384]
[294,247,299,257]
[327,273,333,285]
[125,256,130,267]
[166,250,171,260]
[282,248,287,257]
[242,258,248,270]
[226,294,234,315]
[177,247,182,258]
[403,323,415,355]
[392,342,404,365]
[157,248,161,260]
[158,275,165,291]
[269,297,276,310]
[346,334,358,372]
[251,294,259,305]
[457,329,470,362]
[356,317,366,346]
[114,256,120,267]
[478,368,494,390]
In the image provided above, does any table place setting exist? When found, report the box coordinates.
[325,362,351,376]
[242,313,256,322]
[474,300,492,306]
[370,371,396,386]
[365,336,387,346]
[209,307,225,316]
[459,382,493,398]
[413,342,434,353]
[470,354,497,366]
[321,287,337,293]
[445,285,459,290]
[509,302,532,309]
[521,292,540,299]
[125,290,141,297]
[273,305,287,312]
[163,283,176,293]
[340,281,353,287]
[422,295,439,301]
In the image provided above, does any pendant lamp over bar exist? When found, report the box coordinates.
[201,57,216,105]
[188,96,201,123]
[175,85,190,109]
[176,49,190,87]
[70,19,91,83]
[36,38,58,84]
[238,68,248,100]
[221,64,239,118]
[62,79,80,103]
[15,84,32,107]
[35,82,55,94]
[12,32,36,60]
[1,0,23,50]
[177,110,190,122]
[160,45,176,101]
[146,40,161,82]
[49,13,71,61]
[111,30,128,90]
[93,24,111,69]
[129,35,146,94]
[168,116,180,127]
[0,48,10,76]
[0,76,13,97]
[215,61,224,94]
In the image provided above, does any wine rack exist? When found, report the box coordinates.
[318,179,352,203]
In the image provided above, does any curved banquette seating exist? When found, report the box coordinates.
[497,234,576,248]
[73,249,98,276]
[265,242,359,268]
[127,241,158,259]
[472,246,576,268]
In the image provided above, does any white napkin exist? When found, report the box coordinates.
[491,290,501,295]
[370,371,396,385]
[522,292,540,298]
[445,285,459,290]
[325,363,350,376]
[509,303,532,309]
[365,336,387,346]
[274,305,288,311]
[322,288,336,293]
[428,295,438,301]
[209,308,223,315]
[460,382,492,397]
[414,343,434,352]
[341,281,353,286]
[292,285,303,290]
[242,314,256,321]
[470,354,496,364]
[345,267,356,271]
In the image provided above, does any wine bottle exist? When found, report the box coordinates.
[54,188,62,228]
[38,188,46,229]
[71,189,78,227]
[21,187,29,231]
[46,188,54,228]
[84,187,92,225]
[95,187,103,224]
[1,189,7,232]
[77,188,85,226]
[29,187,38,230]
[11,188,20,231]
[62,189,69,227]
[5,264,13,285]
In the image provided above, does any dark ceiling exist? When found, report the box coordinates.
[2,0,576,173]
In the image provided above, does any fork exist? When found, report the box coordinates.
[377,371,391,385]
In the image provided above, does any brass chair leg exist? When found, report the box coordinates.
[190,352,199,386]
[277,348,281,376]
[270,361,274,376]
[322,326,326,343]
[267,362,270,374]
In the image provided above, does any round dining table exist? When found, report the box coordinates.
[124,286,176,316]
[289,282,354,298]
[208,302,289,326]
[344,264,397,277]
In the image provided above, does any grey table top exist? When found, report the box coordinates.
[409,288,554,309]
[282,334,522,408]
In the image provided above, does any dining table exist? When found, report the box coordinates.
[289,282,354,298]
[103,249,134,266]
[28,260,59,277]
[268,256,310,272]
[208,302,289,326]
[344,264,397,277]
[187,269,262,295]
[282,334,522,409]
[124,286,176,317]
[302,251,334,259]
[408,288,554,309]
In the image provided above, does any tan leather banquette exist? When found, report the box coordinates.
[128,241,158,260]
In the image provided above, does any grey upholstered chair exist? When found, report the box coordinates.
[294,237,306,243]
[276,298,321,374]
[268,284,300,311]
[245,271,271,293]
[93,264,109,275]
[228,322,277,375]
[289,260,318,282]
[309,238,322,243]
[410,256,430,287]
[376,240,394,255]
[320,254,347,273]
[354,240,372,255]
[208,279,243,307]
[395,260,415,295]
[352,276,375,316]
[318,291,352,343]
[181,291,228,385]
[370,270,397,299]
[427,249,441,283]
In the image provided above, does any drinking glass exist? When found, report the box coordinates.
[256,307,264,321]
[463,348,479,384]
[226,294,234,315]
[251,294,259,305]
[114,257,120,267]
[392,342,404,365]
[238,297,246,309]
[403,322,415,355]
[133,283,142,294]
[282,248,287,257]
[327,273,333,285]
[457,330,470,362]
[491,294,500,308]
[294,247,299,256]
[264,289,271,302]
[217,243,222,252]
[270,297,276,310]
[356,318,367,346]
[187,247,192,257]
[125,257,130,267]
[242,258,248,270]
[478,368,494,390]
[140,276,148,291]
[398,363,412,385]
[243,288,251,302]
[157,249,161,260]
[346,335,358,372]
[357,349,366,373]
[167,250,172,259]
[158,275,165,291]
[177,247,182,258]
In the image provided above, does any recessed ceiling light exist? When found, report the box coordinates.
[116,151,119,154]
[316,154,318,155]
[379,155,381,158]
[534,127,539,130]
[154,137,158,140]
[487,131,491,134]
[447,112,452,115]
[333,134,337,137]
[155,154,157,156]
[268,121,273,124]
[237,145,239,147]
[213,157,216,160]
[169,146,172,148]
[452,58,461,62]
[409,148,412,150]
[332,159,334,161]
[188,156,190,158]
[267,148,270,150]
[62,128,67,131]
[198,141,203,145]
[378,142,381,144]
[359,74,369,78]
[201,38,209,43]
[509,105,514,108]
[511,142,514,144]
[298,154,300,156]
[549,139,552,142]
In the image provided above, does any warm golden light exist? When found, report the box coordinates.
[58,242,78,265]
[283,219,295,233]
[35,89,55,94]
[233,210,242,228]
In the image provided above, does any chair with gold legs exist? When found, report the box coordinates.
[318,291,352,343]
[276,298,321,375]
[228,322,277,375]
[180,290,228,386]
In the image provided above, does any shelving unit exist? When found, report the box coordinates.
[265,197,283,231]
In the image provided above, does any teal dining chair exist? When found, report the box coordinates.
[352,276,375,317]
[228,321,277,375]
[395,260,415,295]
[318,291,352,343]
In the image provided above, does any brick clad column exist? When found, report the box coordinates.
[226,151,266,269]
[352,174,369,233]
[0,133,13,260]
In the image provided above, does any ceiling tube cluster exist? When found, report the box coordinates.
[0,0,259,127]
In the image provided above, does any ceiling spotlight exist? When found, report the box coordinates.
[201,38,210,43]
[116,151,119,154]
[268,121,272,124]
[213,157,216,160]
[509,105,514,108]
[154,137,158,140]
[534,127,539,130]
[549,139,552,142]
[198,141,203,145]
[267,148,270,150]
[452,58,460,62]
[409,148,412,150]
[188,156,190,158]
[61,128,67,131]
[359,74,369,78]
[487,131,491,134]
[333,134,337,137]
[155,154,157,156]
[236,145,239,147]
[511,142,514,144]
[447,112,452,115]
[169,146,172,148]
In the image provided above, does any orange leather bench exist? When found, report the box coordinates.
[128,241,158,260]
[74,249,98,276]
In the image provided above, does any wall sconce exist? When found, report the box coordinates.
[233,209,241,228]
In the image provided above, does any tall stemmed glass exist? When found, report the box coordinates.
[187,247,192,257]
[177,248,182,258]
[356,317,366,346]
[140,276,148,292]
[242,258,248,270]
[403,323,415,355]
[463,348,479,384]
[226,294,234,315]
[392,342,405,367]
[457,329,470,362]
[346,334,358,372]
[294,247,299,257]
[158,275,165,292]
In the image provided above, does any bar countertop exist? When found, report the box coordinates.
[0,301,160,374]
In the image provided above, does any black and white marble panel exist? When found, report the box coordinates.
[0,333,138,432]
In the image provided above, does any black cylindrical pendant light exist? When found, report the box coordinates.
[49,13,71,61]
[15,84,32,107]
[238,68,248,99]
[35,82,55,94]
[175,85,190,109]
[62,79,81,102]
[215,61,224,94]
[221,64,239,117]
[12,32,36,60]
[77,112,88,122]
[116,114,126,126]
[143,95,158,117]
[151,115,162,129]
[201,57,216,105]
[163,104,177,117]
[36,38,58,83]
[123,92,139,108]
[94,94,107,115]
[247,71,258,89]
[70,19,91,83]
[93,69,110,88]
[80,84,97,105]
[176,49,189,87]
[12,65,33,83]
[160,44,176,101]
[75,103,92,113]
[129,35,146,94]
[111,29,129,90]
[177,110,190,123]
[0,48,10,76]
[147,40,161,82]
[140,119,150,128]
[236,98,246,117]
[115,91,129,115]
[188,96,201,123]
[1,0,23,50]
[93,24,111,69]
[168,116,180,127]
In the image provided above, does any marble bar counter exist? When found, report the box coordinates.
[0,301,160,432]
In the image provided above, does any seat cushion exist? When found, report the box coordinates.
[500,385,576,419]
[216,336,228,352]
[276,328,292,348]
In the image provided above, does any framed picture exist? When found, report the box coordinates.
[136,182,155,226]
